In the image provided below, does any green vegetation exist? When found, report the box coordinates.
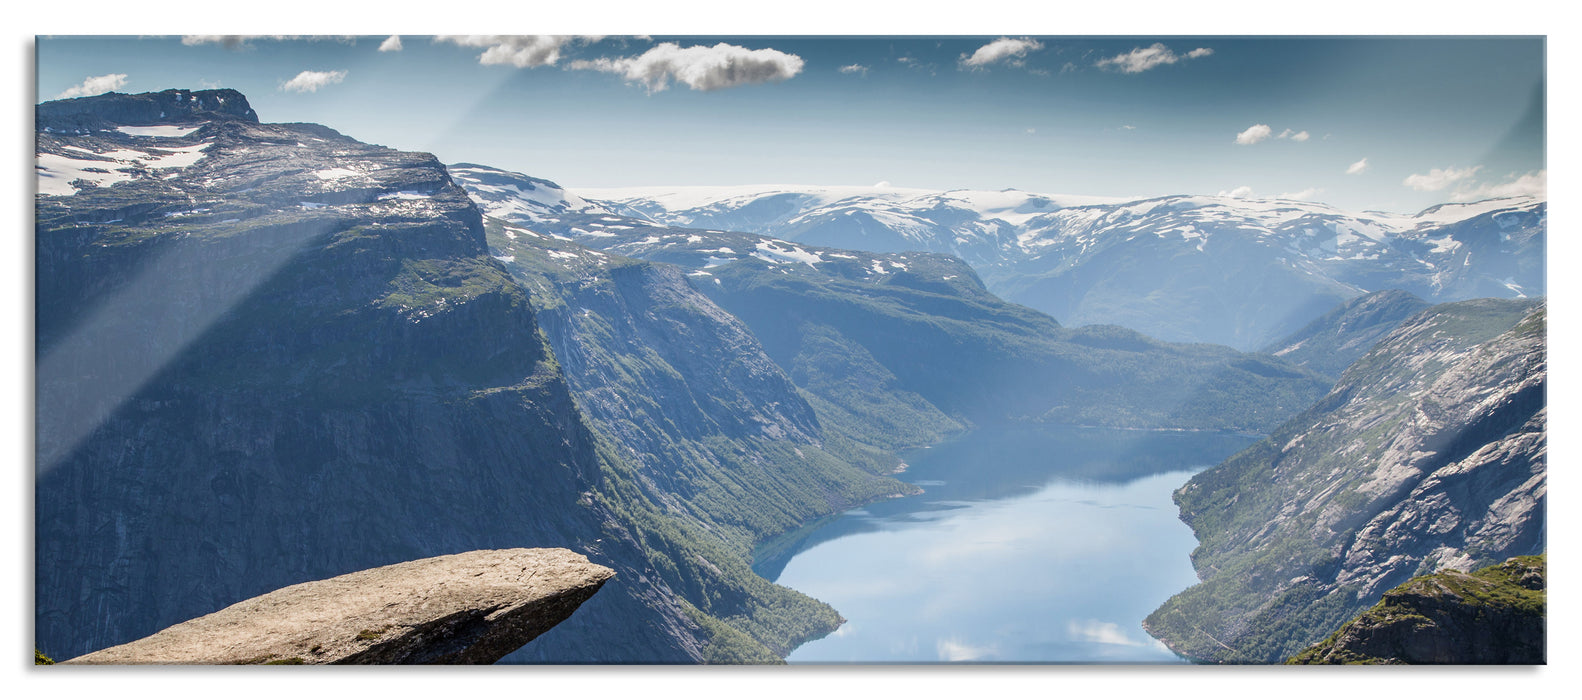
[35,648,55,665]
[1287,554,1545,664]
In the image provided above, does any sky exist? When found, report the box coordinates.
[34,33,1545,215]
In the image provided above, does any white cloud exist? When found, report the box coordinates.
[1278,187,1322,201]
[1235,124,1272,145]
[960,37,1045,68]
[182,35,353,49]
[379,35,403,53]
[1219,185,1254,198]
[56,73,127,99]
[936,638,997,661]
[838,63,869,76]
[1403,165,1481,192]
[1067,620,1150,647]
[1346,157,1370,175]
[1451,170,1546,202]
[1290,130,1310,142]
[570,42,804,93]
[182,35,285,48]
[1120,124,1137,131]
[1025,128,1036,134]
[436,35,603,68]
[279,70,347,93]
[1095,43,1213,73]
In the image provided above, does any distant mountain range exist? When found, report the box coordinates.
[572,183,1543,350]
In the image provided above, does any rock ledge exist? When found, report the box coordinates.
[62,548,613,665]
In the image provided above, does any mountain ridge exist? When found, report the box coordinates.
[1144,298,1545,663]
[572,179,1543,350]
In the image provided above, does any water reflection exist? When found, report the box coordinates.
[757,425,1256,663]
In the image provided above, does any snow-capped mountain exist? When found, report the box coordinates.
[582,184,1129,268]
[576,184,1544,349]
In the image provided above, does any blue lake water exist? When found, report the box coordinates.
[755,425,1258,664]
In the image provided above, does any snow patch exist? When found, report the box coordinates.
[753,241,823,266]
[314,168,363,180]
[116,124,204,138]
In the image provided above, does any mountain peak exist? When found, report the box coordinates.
[37,88,259,133]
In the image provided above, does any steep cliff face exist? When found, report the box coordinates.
[35,90,618,660]
[33,90,890,664]
[1287,554,1544,665]
[480,221,917,661]
[1145,298,1545,663]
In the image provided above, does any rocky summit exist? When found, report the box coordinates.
[61,549,614,665]
[1287,554,1545,664]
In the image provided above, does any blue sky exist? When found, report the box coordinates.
[36,34,1544,214]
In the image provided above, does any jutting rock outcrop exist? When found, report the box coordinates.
[61,549,613,665]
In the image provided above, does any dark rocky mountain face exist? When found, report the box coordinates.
[1144,298,1545,663]
[1287,554,1545,665]
[35,90,615,660]
[34,90,887,664]
[37,88,260,133]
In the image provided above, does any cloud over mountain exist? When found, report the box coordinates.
[570,42,804,92]
[56,73,127,99]
[279,70,347,93]
[1404,165,1481,191]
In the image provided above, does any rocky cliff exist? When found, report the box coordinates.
[61,549,613,665]
[32,89,882,664]
[1145,298,1545,663]
[478,220,918,662]
[1287,554,1544,664]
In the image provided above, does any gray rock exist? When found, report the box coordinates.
[61,549,613,665]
